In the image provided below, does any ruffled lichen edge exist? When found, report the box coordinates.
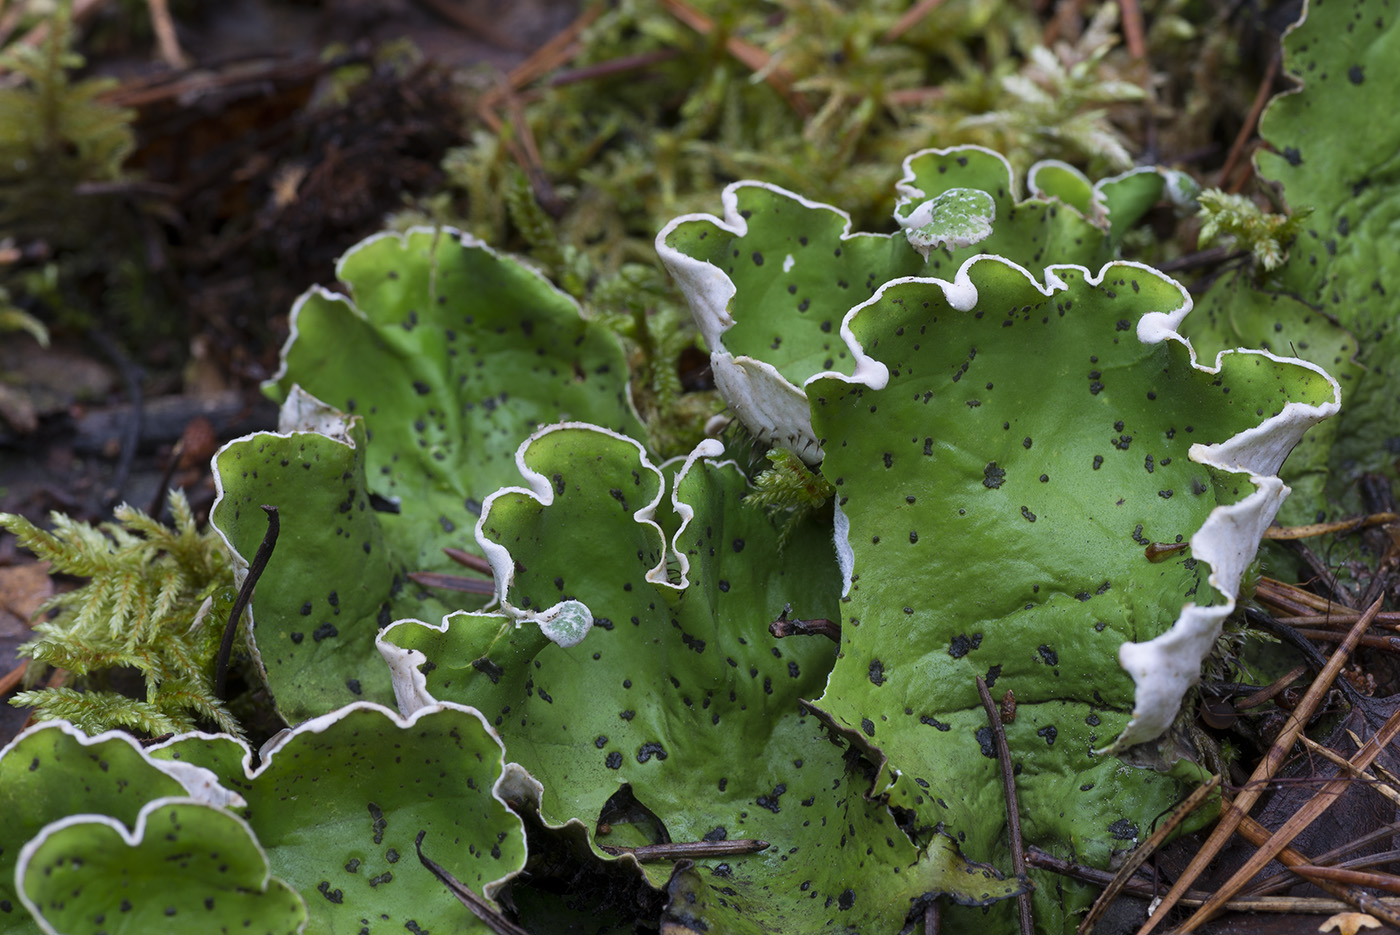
[808,254,1340,749]
[655,146,1186,465]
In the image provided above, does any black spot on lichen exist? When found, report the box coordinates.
[983,462,1006,488]
[868,660,885,686]
[838,889,855,911]
[1284,147,1302,166]
[312,622,338,642]
[1037,645,1058,665]
[948,633,982,658]
[636,742,668,763]
[605,752,622,769]
[1092,455,1104,470]
[1349,64,1365,84]
[861,717,875,736]
[975,727,996,758]
[756,783,787,813]
[1021,506,1036,523]
[472,657,504,684]
[1037,725,1058,746]
[1108,819,1139,840]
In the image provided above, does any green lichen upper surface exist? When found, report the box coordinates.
[150,703,525,935]
[382,426,1024,934]
[0,724,194,935]
[806,257,1334,928]
[18,800,307,935]
[658,146,1167,460]
[212,399,430,718]
[214,227,644,723]
[1258,0,1400,484]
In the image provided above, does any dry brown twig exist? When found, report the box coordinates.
[1078,776,1221,934]
[976,675,1033,935]
[1174,697,1400,931]
[1226,813,1400,926]
[1133,598,1385,935]
[881,0,947,43]
[1265,513,1400,541]
[656,0,808,115]
[144,0,187,68]
[1215,52,1280,189]
[1118,0,1146,60]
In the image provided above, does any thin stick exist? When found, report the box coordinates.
[1265,513,1399,540]
[145,0,187,68]
[411,0,531,52]
[408,571,495,595]
[1233,664,1309,709]
[496,75,566,217]
[501,2,602,94]
[445,546,495,576]
[415,832,531,935]
[924,899,941,935]
[0,1,25,48]
[1030,845,1400,913]
[657,0,807,115]
[216,506,279,700]
[882,0,947,43]
[1291,629,1400,652]
[769,616,841,642]
[1277,614,1400,630]
[1297,734,1400,808]
[976,675,1033,935]
[1118,0,1146,60]
[597,838,768,861]
[1177,676,1400,931]
[1078,775,1221,934]
[549,48,681,87]
[0,659,29,696]
[886,86,947,107]
[1289,865,1400,894]
[1216,51,1280,190]
[1233,814,1400,925]
[1132,598,1384,935]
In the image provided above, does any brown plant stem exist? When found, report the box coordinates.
[976,675,1033,935]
